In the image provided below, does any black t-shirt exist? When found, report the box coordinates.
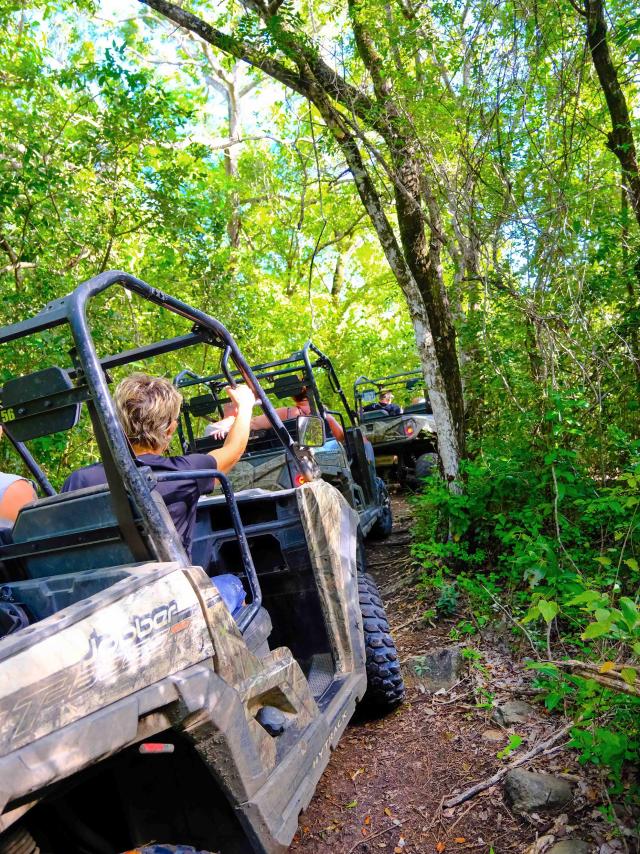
[62,453,217,557]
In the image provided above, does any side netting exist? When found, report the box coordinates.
[295,479,365,675]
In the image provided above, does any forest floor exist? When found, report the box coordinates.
[290,497,638,854]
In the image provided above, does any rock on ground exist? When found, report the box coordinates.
[493,699,535,726]
[504,769,573,813]
[403,646,463,692]
[481,728,505,742]
[548,840,593,854]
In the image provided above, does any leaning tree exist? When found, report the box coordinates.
[137,0,467,484]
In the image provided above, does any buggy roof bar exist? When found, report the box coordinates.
[176,339,358,426]
[353,370,425,401]
[0,271,315,564]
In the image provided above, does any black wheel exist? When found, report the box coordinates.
[415,452,438,480]
[0,826,39,854]
[357,550,405,715]
[369,477,393,539]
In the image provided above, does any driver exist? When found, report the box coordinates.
[363,390,402,417]
[62,373,254,557]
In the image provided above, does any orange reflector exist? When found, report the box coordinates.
[139,743,175,754]
[294,473,306,487]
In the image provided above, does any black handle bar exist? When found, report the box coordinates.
[152,468,261,632]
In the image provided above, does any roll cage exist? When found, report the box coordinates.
[0,271,316,631]
[353,370,430,416]
[175,340,358,451]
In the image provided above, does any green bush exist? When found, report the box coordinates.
[411,409,640,788]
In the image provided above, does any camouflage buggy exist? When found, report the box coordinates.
[0,272,404,854]
[354,371,438,487]
[175,342,393,540]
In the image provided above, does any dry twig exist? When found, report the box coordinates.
[346,820,403,852]
[443,722,573,808]
[548,660,640,697]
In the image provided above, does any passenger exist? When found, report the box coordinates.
[207,389,345,443]
[62,374,254,557]
[0,425,37,524]
[363,390,402,417]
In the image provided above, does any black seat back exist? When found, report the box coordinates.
[194,417,301,457]
[1,486,154,581]
[403,402,432,415]
[360,409,391,423]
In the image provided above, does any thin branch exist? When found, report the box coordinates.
[443,722,574,808]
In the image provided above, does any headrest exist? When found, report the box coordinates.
[1,367,81,441]
[271,375,307,400]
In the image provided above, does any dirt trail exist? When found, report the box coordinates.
[290,497,622,854]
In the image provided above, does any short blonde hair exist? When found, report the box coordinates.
[114,373,182,450]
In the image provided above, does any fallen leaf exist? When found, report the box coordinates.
[599,661,616,673]
[454,838,466,844]
[361,827,368,837]
[384,807,394,817]
[394,849,403,853]
[345,799,358,809]
[436,843,446,852]
[350,767,365,782]
[364,815,371,825]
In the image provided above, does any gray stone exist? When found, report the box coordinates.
[403,647,463,692]
[503,769,573,813]
[548,841,592,854]
[493,699,535,726]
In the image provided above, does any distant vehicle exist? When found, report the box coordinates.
[176,341,393,540]
[354,370,438,487]
[0,273,403,854]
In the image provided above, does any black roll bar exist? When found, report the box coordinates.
[154,469,261,632]
[0,270,317,565]
[301,341,357,427]
[353,369,425,412]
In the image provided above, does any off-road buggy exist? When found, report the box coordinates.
[175,341,392,539]
[354,371,438,488]
[0,272,404,854]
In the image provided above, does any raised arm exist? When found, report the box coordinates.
[212,385,255,473]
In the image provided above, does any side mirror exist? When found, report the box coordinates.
[297,415,325,447]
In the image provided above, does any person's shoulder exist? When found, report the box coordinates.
[62,462,105,492]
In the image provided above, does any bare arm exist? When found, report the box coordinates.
[325,413,345,443]
[249,405,293,431]
[0,479,36,523]
[206,414,237,440]
[211,385,255,473]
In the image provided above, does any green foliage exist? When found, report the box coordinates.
[497,734,523,760]
[1,0,639,801]
[412,417,640,786]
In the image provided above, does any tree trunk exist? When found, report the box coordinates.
[583,0,640,229]
[138,0,465,482]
